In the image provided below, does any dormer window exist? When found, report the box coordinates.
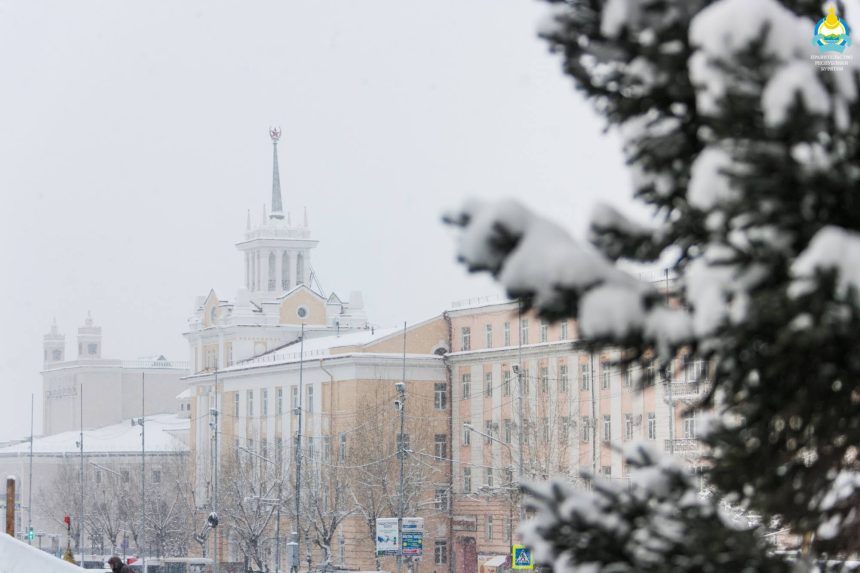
[210,306,217,323]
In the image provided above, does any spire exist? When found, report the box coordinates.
[269,127,285,220]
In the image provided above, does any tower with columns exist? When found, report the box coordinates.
[43,318,65,365]
[236,127,319,300]
[76,311,102,359]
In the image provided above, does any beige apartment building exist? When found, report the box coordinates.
[446,299,707,572]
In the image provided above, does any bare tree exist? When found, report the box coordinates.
[37,460,83,551]
[301,443,354,570]
[219,446,283,571]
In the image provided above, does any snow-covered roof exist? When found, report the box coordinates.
[0,413,189,456]
[226,327,402,371]
[176,388,194,400]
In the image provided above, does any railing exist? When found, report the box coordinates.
[665,438,702,455]
[672,381,712,399]
[121,360,189,369]
[245,227,312,240]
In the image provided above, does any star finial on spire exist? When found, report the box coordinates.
[269,126,285,220]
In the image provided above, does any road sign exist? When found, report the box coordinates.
[375,518,399,556]
[512,545,534,570]
[402,518,424,557]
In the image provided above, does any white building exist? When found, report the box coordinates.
[184,128,370,376]
[41,314,188,435]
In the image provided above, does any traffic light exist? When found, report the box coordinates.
[26,527,34,541]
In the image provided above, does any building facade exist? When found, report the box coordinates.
[445,300,708,572]
[41,314,188,435]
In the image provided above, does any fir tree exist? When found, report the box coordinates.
[446,0,860,569]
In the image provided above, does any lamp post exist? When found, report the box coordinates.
[239,446,283,573]
[395,380,406,573]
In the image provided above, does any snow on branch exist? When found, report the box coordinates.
[444,199,693,359]
[520,442,792,573]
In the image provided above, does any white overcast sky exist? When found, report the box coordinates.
[0,0,636,441]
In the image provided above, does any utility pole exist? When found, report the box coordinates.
[292,324,305,573]
[590,352,597,476]
[210,368,220,573]
[395,378,406,573]
[396,322,407,573]
[131,373,147,572]
[79,382,84,567]
[27,393,33,545]
[515,302,525,524]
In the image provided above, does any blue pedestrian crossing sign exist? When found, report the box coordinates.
[512,545,534,569]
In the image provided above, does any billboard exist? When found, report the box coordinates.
[375,518,399,556]
[401,517,424,557]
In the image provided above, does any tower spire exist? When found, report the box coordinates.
[269,127,285,220]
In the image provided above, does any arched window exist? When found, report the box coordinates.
[281,252,290,290]
[268,252,276,291]
[296,253,305,285]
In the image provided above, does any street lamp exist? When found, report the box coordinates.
[239,445,284,573]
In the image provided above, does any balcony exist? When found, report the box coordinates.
[672,380,712,401]
[664,438,702,456]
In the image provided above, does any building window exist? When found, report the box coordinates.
[296,252,305,285]
[276,387,283,415]
[683,411,698,439]
[95,470,101,485]
[339,433,347,462]
[504,419,512,444]
[435,488,449,511]
[560,416,570,443]
[503,370,511,396]
[247,390,254,417]
[121,470,130,481]
[603,415,611,441]
[307,386,314,413]
[461,327,471,351]
[503,322,511,346]
[276,436,283,468]
[268,252,276,291]
[434,434,447,460]
[463,468,472,492]
[291,386,298,411]
[434,541,448,565]
[581,417,591,442]
[485,324,493,348]
[625,414,633,441]
[281,252,290,290]
[337,533,345,566]
[486,515,494,540]
[261,389,269,416]
[434,383,447,409]
[504,517,512,543]
[520,319,529,344]
[521,368,530,395]
[484,372,493,397]
[541,418,549,443]
[540,366,549,392]
[540,320,548,343]
[602,361,611,389]
[580,364,590,390]
[88,343,98,355]
[260,438,268,460]
[601,466,612,476]
[233,393,240,418]
[648,413,657,440]
[560,321,569,340]
[559,364,569,392]
[463,422,471,446]
[462,373,471,399]
[646,362,656,386]
[624,366,633,387]
[323,436,331,462]
[484,420,494,445]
